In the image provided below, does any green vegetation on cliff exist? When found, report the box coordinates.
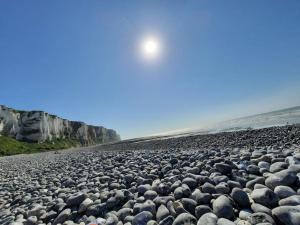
[0,136,80,156]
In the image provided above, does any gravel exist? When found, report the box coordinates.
[0,125,300,225]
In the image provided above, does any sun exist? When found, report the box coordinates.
[144,39,158,55]
[141,37,160,60]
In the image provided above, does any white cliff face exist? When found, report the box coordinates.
[0,105,120,144]
[0,106,21,136]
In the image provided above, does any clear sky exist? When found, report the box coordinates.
[1,1,300,139]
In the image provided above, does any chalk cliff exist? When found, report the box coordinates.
[0,105,120,145]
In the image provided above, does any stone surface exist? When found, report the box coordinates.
[0,125,300,225]
[156,204,169,222]
[212,196,234,219]
[246,212,275,225]
[231,188,250,208]
[215,163,232,175]
[274,186,296,199]
[217,218,235,225]
[265,169,297,189]
[250,188,278,208]
[197,213,218,225]
[195,205,212,219]
[272,205,300,225]
[172,213,197,225]
[53,208,71,225]
[132,211,153,225]
[278,195,300,206]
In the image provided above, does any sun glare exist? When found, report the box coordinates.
[141,37,161,60]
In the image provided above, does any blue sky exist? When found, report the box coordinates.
[1,1,300,139]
